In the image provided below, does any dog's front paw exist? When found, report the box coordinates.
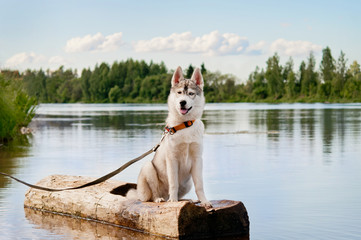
[154,198,165,203]
[200,201,213,209]
[167,198,178,203]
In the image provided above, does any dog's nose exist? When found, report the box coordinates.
[180,100,187,107]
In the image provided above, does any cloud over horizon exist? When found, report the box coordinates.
[3,32,323,75]
[133,31,323,58]
[64,32,124,53]
[270,38,322,56]
[133,31,253,56]
[4,52,68,69]
[5,52,46,67]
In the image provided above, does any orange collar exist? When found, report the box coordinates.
[165,120,195,134]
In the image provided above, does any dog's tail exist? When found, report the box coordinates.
[110,183,138,200]
[126,188,138,200]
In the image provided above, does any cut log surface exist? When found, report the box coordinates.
[24,175,249,239]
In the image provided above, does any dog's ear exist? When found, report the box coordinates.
[191,68,204,89]
[171,66,183,87]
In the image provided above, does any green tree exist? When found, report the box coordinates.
[317,47,335,99]
[343,60,361,99]
[46,66,67,102]
[108,85,122,103]
[201,63,207,75]
[0,74,37,143]
[332,51,347,97]
[22,69,47,102]
[81,68,92,102]
[89,63,110,102]
[348,60,361,77]
[139,60,150,78]
[203,71,222,102]
[70,78,83,102]
[246,66,267,100]
[298,61,306,96]
[186,64,194,79]
[139,74,171,102]
[283,57,297,99]
[284,58,296,99]
[265,53,284,99]
[320,47,335,83]
[283,57,294,82]
[301,52,318,96]
[56,68,77,103]
[148,60,167,76]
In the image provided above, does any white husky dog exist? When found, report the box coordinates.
[128,66,211,208]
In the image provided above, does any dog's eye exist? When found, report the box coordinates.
[189,92,195,96]
[177,91,182,94]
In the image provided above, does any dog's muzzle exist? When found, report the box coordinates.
[179,100,192,115]
[180,106,192,115]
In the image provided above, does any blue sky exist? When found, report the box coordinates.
[1,0,360,81]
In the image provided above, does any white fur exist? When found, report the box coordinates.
[128,66,211,208]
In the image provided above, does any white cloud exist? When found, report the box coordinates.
[64,32,123,53]
[4,52,70,69]
[133,31,250,56]
[246,41,267,55]
[5,52,46,68]
[48,56,69,65]
[270,38,322,56]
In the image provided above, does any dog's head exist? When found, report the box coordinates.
[168,66,205,120]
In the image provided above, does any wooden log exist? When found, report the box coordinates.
[24,175,249,239]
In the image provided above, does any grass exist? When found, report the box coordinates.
[0,74,37,144]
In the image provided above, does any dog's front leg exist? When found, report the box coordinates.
[190,147,212,208]
[166,155,179,202]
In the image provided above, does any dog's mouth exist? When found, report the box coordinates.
[180,106,192,115]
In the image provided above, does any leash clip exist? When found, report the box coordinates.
[153,131,168,152]
[160,131,168,142]
[165,126,176,135]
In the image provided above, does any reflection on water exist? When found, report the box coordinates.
[249,108,361,157]
[0,137,32,189]
[1,103,361,240]
[24,207,166,240]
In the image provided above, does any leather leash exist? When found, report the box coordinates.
[0,120,195,192]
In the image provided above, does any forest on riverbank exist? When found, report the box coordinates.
[1,46,361,105]
[2,46,361,143]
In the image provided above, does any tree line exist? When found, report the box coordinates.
[1,46,361,104]
[245,47,361,102]
[18,59,169,103]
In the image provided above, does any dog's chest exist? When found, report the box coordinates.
[170,142,193,177]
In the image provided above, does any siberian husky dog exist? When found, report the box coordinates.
[128,66,211,208]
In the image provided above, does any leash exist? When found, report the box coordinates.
[0,120,195,192]
[0,131,167,192]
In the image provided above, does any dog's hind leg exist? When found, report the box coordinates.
[136,175,151,202]
[137,161,164,202]
[178,178,192,200]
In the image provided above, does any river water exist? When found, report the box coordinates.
[1,103,361,239]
